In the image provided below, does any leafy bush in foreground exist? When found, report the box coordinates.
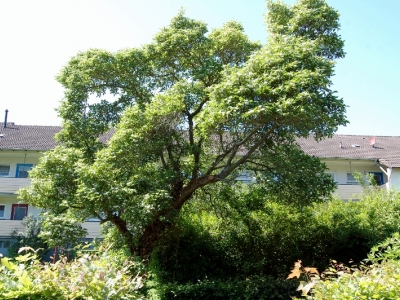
[0,246,145,299]
[148,276,299,300]
[311,232,400,299]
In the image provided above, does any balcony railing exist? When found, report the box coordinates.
[334,184,387,200]
[334,184,363,200]
[0,219,102,238]
[0,178,31,194]
[81,222,103,239]
[0,220,25,236]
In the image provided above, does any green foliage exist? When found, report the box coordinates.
[256,144,336,206]
[352,170,380,189]
[368,232,400,263]
[7,207,87,260]
[38,212,87,248]
[152,187,400,283]
[311,233,400,299]
[0,245,145,299]
[8,215,48,259]
[266,0,345,59]
[18,146,85,215]
[312,261,400,299]
[20,0,346,258]
[150,276,298,300]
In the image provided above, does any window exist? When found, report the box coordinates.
[16,164,33,178]
[0,165,10,177]
[11,204,28,220]
[0,205,4,218]
[369,172,384,186]
[347,173,358,184]
[326,172,336,182]
[0,240,10,248]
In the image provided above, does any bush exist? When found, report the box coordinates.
[368,231,400,263]
[0,245,145,299]
[39,212,87,248]
[311,232,400,299]
[151,186,400,283]
[8,215,48,259]
[313,261,400,299]
[149,276,299,300]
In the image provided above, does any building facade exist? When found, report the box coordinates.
[298,135,400,200]
[1,121,399,254]
[0,122,101,256]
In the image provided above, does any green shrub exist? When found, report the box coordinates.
[8,215,48,259]
[368,231,400,263]
[39,211,87,248]
[0,246,145,299]
[152,186,400,282]
[149,276,299,300]
[313,261,400,299]
[311,232,400,299]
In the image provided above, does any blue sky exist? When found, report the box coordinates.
[0,0,398,136]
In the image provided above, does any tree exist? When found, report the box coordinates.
[20,0,346,259]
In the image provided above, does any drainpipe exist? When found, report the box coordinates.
[375,159,392,191]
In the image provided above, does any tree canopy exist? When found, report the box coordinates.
[20,0,346,258]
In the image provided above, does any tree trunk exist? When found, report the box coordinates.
[110,215,136,256]
[136,176,217,258]
[137,218,169,259]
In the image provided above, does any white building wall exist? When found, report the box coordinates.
[324,161,385,185]
[0,195,41,220]
[0,150,42,178]
[321,159,394,199]
[0,196,15,219]
[390,168,400,190]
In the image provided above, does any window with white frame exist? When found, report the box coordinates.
[0,205,4,218]
[347,172,358,184]
[0,165,10,177]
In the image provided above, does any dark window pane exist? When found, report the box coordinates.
[13,207,27,220]
[373,174,383,185]
[0,165,10,176]
[17,165,32,178]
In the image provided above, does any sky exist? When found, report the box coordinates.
[0,0,399,136]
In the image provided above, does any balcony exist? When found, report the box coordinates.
[0,220,25,236]
[81,222,103,239]
[333,184,385,200]
[334,184,363,200]
[0,219,102,239]
[0,178,31,195]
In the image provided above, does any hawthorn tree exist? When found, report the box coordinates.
[20,0,346,258]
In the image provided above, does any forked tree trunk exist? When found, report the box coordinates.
[135,176,217,258]
[110,203,180,259]
[112,176,216,258]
